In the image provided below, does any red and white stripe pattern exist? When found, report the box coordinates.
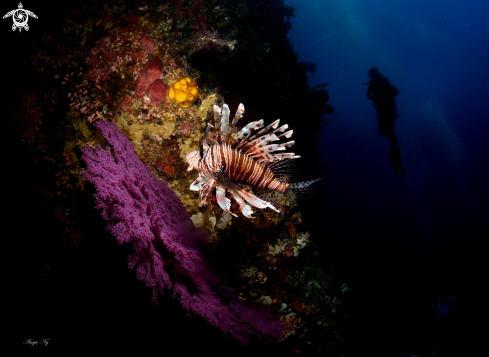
[186,103,307,218]
[199,144,290,193]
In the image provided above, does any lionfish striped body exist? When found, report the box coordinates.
[186,103,318,218]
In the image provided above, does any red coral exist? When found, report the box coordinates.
[87,38,115,82]
[154,154,176,173]
[135,58,163,98]
[120,95,134,113]
[86,32,138,83]
[163,165,176,178]
[179,122,191,137]
[144,79,169,106]
[283,249,295,258]
[135,58,168,106]
[122,13,139,31]
[292,301,304,312]
[140,37,156,54]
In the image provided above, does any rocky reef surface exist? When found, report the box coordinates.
[9,1,345,355]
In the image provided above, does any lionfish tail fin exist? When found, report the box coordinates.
[289,179,322,195]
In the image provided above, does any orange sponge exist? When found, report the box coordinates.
[169,77,199,108]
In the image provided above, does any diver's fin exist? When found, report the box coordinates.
[395,162,407,175]
[389,146,407,175]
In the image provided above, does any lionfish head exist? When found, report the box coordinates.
[186,150,200,171]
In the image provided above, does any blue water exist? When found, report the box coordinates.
[287,0,488,354]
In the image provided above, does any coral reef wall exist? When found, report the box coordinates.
[9,1,344,355]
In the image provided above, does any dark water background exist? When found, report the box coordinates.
[287,0,488,355]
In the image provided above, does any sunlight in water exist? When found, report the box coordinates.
[421,100,469,207]
[421,100,466,170]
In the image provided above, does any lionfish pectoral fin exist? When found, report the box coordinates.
[190,173,216,191]
[216,182,237,217]
[212,172,253,218]
[224,183,254,218]
[219,174,279,215]
[239,189,280,213]
[199,179,216,206]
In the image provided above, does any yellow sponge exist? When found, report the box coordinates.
[169,77,199,108]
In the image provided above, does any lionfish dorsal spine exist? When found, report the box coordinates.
[246,133,280,153]
[213,104,221,121]
[251,141,295,158]
[232,103,245,126]
[270,124,289,137]
[233,120,264,147]
[199,123,213,159]
[255,119,281,137]
[242,125,291,153]
[277,130,293,139]
[213,105,222,138]
[258,153,301,163]
[241,119,281,148]
[219,104,232,143]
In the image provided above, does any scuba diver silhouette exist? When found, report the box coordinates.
[365,67,407,175]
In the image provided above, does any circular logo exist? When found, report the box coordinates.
[12,9,28,28]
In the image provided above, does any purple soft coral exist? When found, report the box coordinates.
[81,120,283,344]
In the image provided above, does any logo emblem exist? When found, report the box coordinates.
[3,3,38,32]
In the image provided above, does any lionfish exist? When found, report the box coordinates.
[186,103,319,218]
